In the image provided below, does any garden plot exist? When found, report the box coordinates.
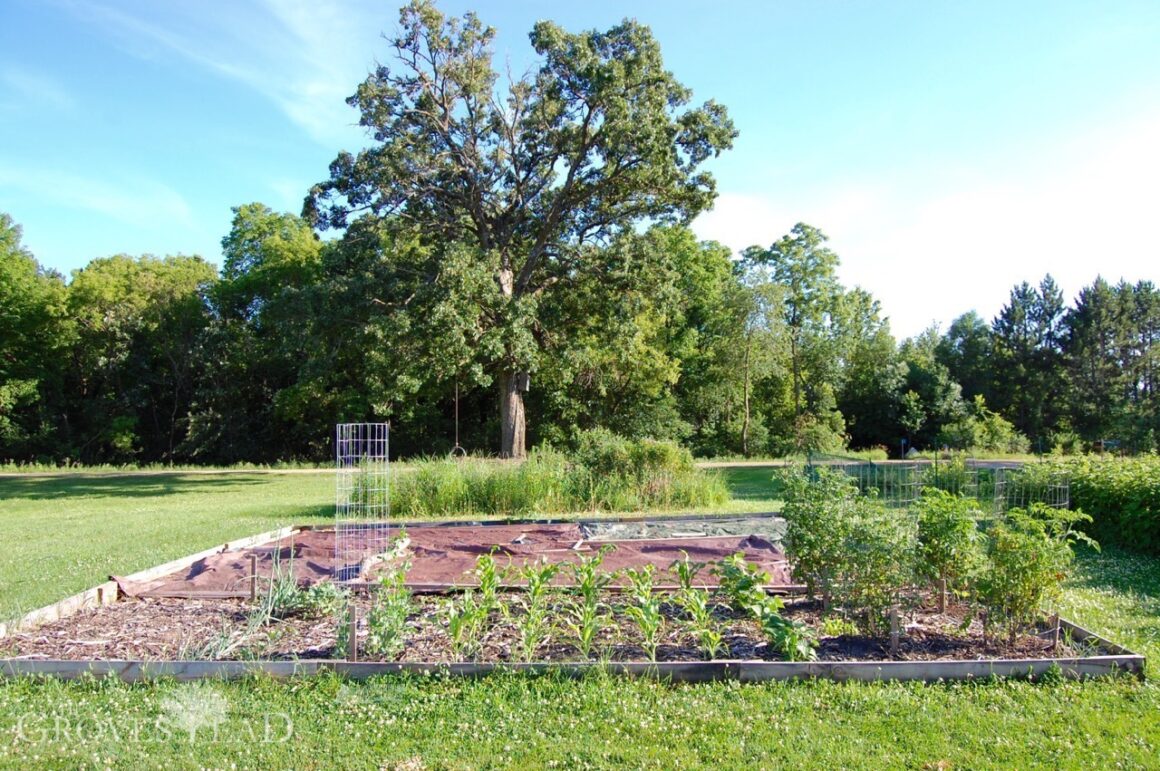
[0,496,1145,682]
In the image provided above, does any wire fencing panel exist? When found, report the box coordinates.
[805,459,1070,517]
[335,423,391,581]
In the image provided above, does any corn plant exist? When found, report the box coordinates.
[563,596,606,659]
[569,544,617,605]
[622,564,664,660]
[671,551,706,595]
[512,558,561,662]
[362,562,413,658]
[444,590,489,660]
[677,587,725,660]
[474,550,508,615]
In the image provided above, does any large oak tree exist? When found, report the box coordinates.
[305,0,735,457]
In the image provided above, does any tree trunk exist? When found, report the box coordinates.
[499,370,527,459]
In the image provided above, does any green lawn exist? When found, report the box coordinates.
[0,472,336,621]
[1,470,1157,769]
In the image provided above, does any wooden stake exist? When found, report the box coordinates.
[890,605,900,658]
[249,554,258,601]
[1050,613,1060,652]
[938,578,947,614]
[347,602,359,662]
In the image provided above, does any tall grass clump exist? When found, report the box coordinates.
[390,431,728,518]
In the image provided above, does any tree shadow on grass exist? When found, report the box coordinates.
[0,473,270,501]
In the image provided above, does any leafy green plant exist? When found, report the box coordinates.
[569,544,617,606]
[915,488,984,610]
[976,504,1096,642]
[301,581,348,619]
[1053,456,1160,554]
[780,467,917,631]
[670,550,706,596]
[473,550,508,614]
[820,616,859,637]
[444,590,489,660]
[561,545,617,659]
[711,552,770,614]
[362,562,413,658]
[777,466,859,607]
[752,598,817,662]
[563,596,606,659]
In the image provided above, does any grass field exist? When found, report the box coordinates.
[1,468,1157,769]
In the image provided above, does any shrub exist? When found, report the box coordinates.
[1058,456,1160,554]
[779,467,917,631]
[778,466,859,605]
[914,488,984,607]
[975,504,1094,641]
[839,496,918,633]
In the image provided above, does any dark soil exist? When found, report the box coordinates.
[0,592,1075,664]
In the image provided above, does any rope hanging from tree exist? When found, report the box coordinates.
[450,380,466,458]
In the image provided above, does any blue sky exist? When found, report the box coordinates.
[2,0,1158,338]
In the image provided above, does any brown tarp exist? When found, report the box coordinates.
[121,522,794,597]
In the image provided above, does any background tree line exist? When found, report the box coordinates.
[3,206,1156,464]
[2,2,1156,464]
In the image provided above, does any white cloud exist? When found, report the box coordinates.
[0,165,194,230]
[67,0,378,147]
[694,111,1160,338]
[0,67,76,112]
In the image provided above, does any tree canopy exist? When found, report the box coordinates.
[304,0,736,456]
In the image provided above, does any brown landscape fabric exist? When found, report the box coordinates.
[118,523,794,597]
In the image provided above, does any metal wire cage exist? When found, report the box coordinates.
[335,423,391,581]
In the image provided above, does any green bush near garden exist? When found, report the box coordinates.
[1048,456,1160,554]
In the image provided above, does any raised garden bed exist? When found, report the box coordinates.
[0,518,1144,683]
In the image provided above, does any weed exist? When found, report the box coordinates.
[820,616,860,637]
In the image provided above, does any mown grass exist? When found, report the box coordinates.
[0,473,335,621]
[1,470,1157,768]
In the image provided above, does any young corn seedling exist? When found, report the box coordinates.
[562,546,618,659]
[513,558,561,662]
[678,586,725,660]
[569,544,617,605]
[563,596,605,659]
[444,589,489,660]
[623,565,664,661]
[670,550,706,604]
[474,550,509,616]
